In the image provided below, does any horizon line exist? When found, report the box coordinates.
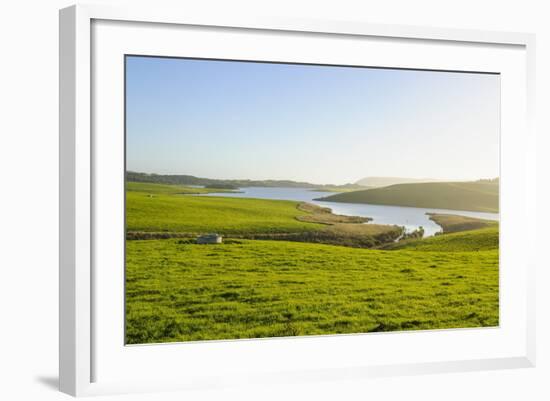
[127,170,499,186]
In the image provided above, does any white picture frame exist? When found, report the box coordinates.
[59,4,536,397]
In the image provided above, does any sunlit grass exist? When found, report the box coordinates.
[386,227,499,252]
[126,191,323,234]
[126,238,498,344]
[125,181,499,344]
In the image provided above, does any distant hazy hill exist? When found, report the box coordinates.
[126,171,360,192]
[355,176,443,187]
[317,181,499,213]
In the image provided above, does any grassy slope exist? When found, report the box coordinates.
[355,177,442,187]
[126,238,498,343]
[385,227,499,252]
[126,181,236,195]
[427,213,498,233]
[311,185,366,193]
[126,190,323,234]
[317,181,499,213]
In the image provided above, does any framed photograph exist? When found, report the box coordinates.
[59,4,536,396]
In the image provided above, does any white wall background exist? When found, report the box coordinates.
[0,0,547,400]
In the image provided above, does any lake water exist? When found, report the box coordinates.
[200,187,499,237]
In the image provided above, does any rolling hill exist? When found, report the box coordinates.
[355,176,444,187]
[317,181,499,213]
[127,171,361,192]
[384,226,499,252]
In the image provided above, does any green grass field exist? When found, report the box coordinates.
[126,238,498,343]
[427,213,498,233]
[126,191,323,234]
[125,181,499,344]
[126,181,236,195]
[383,226,499,252]
[317,181,499,213]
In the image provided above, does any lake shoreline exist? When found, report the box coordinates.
[199,186,499,237]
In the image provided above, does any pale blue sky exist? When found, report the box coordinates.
[126,56,499,185]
